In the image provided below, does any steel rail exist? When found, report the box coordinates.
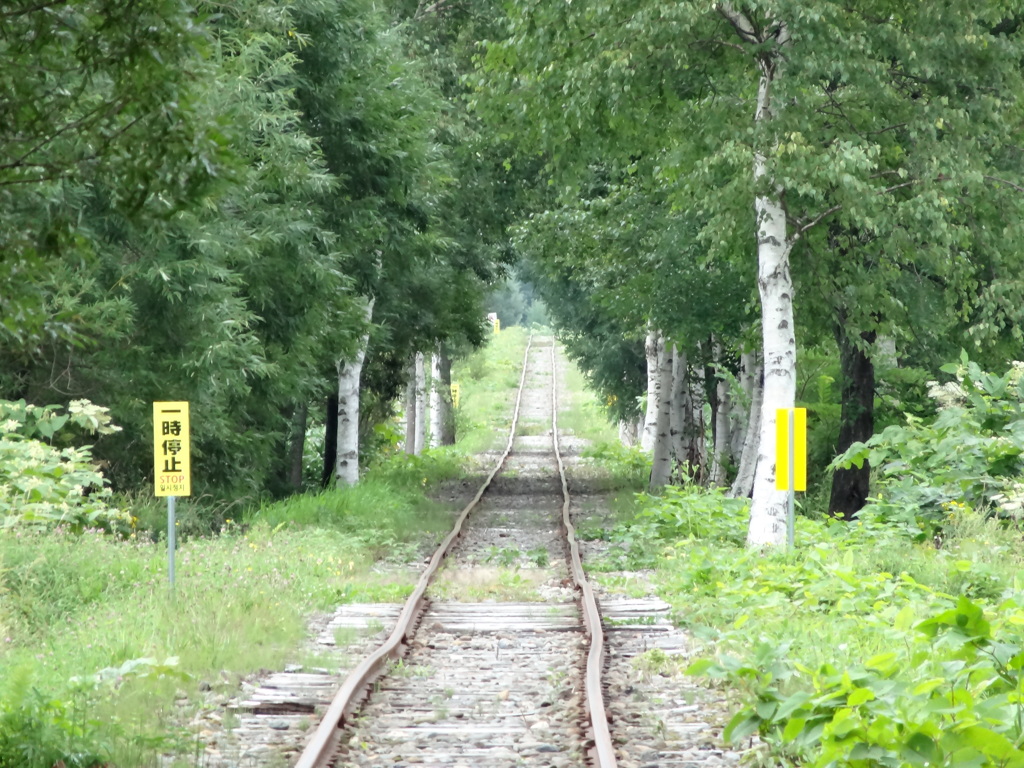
[294,334,536,768]
[549,344,618,768]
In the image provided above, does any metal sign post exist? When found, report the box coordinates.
[154,402,192,588]
[167,495,176,586]
[776,407,807,550]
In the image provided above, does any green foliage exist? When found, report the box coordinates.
[0,400,128,533]
[599,451,1024,768]
[0,669,114,768]
[0,400,120,443]
[247,470,454,564]
[632,484,751,545]
[0,0,223,353]
[697,594,1024,768]
[0,461,453,763]
[2,0,507,503]
[580,442,651,490]
[834,354,1024,534]
[596,484,750,570]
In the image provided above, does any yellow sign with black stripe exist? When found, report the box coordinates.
[775,407,807,492]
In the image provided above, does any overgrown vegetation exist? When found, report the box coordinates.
[449,326,530,453]
[593,356,1024,768]
[0,322,534,765]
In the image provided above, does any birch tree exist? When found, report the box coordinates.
[336,298,376,485]
[649,336,674,491]
[414,352,427,455]
[429,352,442,449]
[641,328,661,452]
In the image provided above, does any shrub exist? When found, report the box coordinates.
[0,400,129,533]
[833,353,1024,536]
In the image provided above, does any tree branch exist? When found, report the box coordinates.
[796,204,844,236]
[1,0,68,19]
[793,180,923,238]
[716,2,760,44]
[985,175,1024,194]
[694,37,748,54]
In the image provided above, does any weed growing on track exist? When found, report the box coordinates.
[451,326,530,453]
[556,360,619,444]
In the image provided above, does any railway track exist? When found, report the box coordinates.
[195,334,751,768]
[294,335,615,767]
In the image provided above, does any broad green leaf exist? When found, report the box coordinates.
[847,687,875,707]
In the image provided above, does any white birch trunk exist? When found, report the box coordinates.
[414,351,426,454]
[709,339,731,487]
[688,349,708,482]
[429,351,442,449]
[730,350,756,459]
[649,336,674,491]
[641,327,660,452]
[669,346,685,465]
[404,358,417,456]
[717,0,795,546]
[335,296,375,486]
[730,361,763,499]
[747,64,796,545]
[434,346,456,445]
[618,419,639,447]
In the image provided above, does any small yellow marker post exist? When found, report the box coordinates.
[450,382,461,410]
[154,402,192,587]
[494,318,501,334]
[775,407,807,548]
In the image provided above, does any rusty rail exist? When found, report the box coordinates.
[549,344,618,768]
[294,334,536,768]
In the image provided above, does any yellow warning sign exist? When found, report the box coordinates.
[775,407,807,492]
[153,402,191,497]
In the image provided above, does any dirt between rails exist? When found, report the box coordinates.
[162,339,754,768]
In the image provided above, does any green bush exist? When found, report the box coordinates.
[580,441,651,490]
[695,594,1024,768]
[833,353,1024,536]
[0,400,129,533]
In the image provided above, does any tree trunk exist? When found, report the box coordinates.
[669,346,688,470]
[747,57,796,548]
[404,359,417,455]
[682,349,707,483]
[829,323,877,519]
[711,384,732,487]
[429,352,441,449]
[435,346,456,445]
[288,402,307,491]
[649,336,674,491]
[335,296,374,486]
[730,350,755,460]
[641,327,659,452]
[730,359,763,499]
[618,419,639,447]
[414,351,426,454]
[709,339,732,486]
[321,393,338,488]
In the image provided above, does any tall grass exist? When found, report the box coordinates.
[0,448,466,765]
[0,322,625,765]
[557,357,619,444]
